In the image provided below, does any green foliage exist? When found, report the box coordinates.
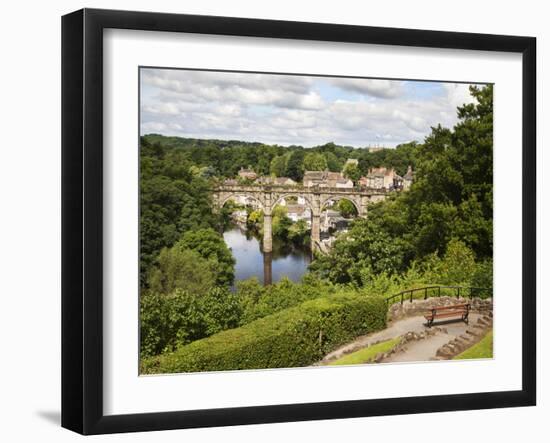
[421,238,477,286]
[141,293,388,374]
[285,149,305,181]
[147,247,217,296]
[343,162,361,182]
[238,276,337,324]
[287,219,310,246]
[270,154,288,177]
[325,152,343,172]
[304,152,328,171]
[337,199,358,218]
[311,85,493,287]
[219,199,244,230]
[470,258,493,289]
[176,228,236,287]
[140,287,242,358]
[310,219,409,284]
[140,137,218,285]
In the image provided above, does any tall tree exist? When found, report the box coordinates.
[285,150,305,181]
[303,152,328,171]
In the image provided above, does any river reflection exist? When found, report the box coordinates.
[223,226,311,287]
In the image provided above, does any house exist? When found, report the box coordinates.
[334,177,354,188]
[231,210,248,224]
[321,209,340,230]
[228,194,261,209]
[237,167,257,181]
[285,204,311,224]
[403,165,414,190]
[303,171,353,188]
[223,178,239,186]
[303,171,328,187]
[329,216,349,231]
[360,167,398,190]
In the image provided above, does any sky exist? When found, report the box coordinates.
[140,68,481,148]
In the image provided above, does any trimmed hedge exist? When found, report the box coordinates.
[141,293,387,374]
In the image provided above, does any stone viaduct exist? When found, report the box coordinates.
[212,184,388,252]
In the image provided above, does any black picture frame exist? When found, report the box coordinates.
[61,8,536,435]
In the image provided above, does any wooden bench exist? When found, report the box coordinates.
[424,303,470,328]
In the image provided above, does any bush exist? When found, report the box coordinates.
[141,293,387,374]
[140,287,242,358]
[238,276,337,324]
[147,247,217,296]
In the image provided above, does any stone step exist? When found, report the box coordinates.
[478,317,491,327]
[459,334,474,343]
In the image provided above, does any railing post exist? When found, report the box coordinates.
[425,288,428,300]
[401,293,404,305]
[438,286,441,297]
[457,287,460,299]
[410,290,413,303]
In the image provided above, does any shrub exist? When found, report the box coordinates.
[237,276,337,324]
[470,258,493,290]
[141,293,387,374]
[147,248,217,296]
[140,287,242,358]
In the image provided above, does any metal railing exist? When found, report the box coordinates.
[385,285,493,306]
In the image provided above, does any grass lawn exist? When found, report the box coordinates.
[454,330,493,360]
[328,338,401,366]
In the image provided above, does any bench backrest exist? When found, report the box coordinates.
[428,304,469,312]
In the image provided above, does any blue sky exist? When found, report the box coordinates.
[140,68,478,148]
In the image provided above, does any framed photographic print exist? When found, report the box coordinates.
[61,8,536,435]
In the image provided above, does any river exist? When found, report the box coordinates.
[223,226,312,287]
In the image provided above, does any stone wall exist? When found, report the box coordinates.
[388,296,493,322]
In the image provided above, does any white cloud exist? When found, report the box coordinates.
[140,68,484,147]
[329,78,404,98]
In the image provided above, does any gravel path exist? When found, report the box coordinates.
[322,314,482,364]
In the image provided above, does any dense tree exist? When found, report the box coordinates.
[147,248,217,296]
[176,228,236,287]
[337,199,358,218]
[140,287,242,357]
[325,152,343,172]
[285,149,305,181]
[310,84,493,285]
[303,152,328,171]
[270,154,287,177]
[343,163,361,182]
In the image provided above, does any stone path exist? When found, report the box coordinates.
[321,314,483,364]
[382,332,451,363]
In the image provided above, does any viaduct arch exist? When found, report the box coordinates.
[212,184,387,252]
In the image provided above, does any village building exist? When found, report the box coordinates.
[237,167,257,181]
[321,209,350,232]
[359,167,400,190]
[231,209,248,224]
[228,194,261,210]
[303,171,353,188]
[223,178,239,186]
[403,165,414,190]
[359,165,413,190]
[285,204,311,224]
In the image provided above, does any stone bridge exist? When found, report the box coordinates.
[212,184,388,252]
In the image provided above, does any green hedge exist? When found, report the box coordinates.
[141,293,387,374]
